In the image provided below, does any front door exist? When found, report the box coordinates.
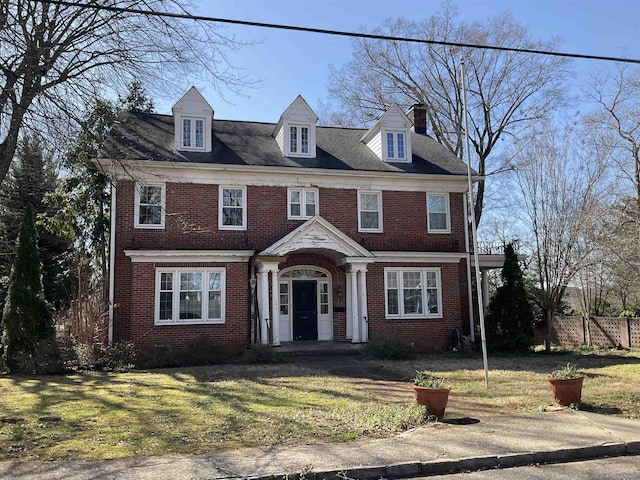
[293,280,318,341]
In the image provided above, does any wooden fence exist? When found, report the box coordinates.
[552,316,640,348]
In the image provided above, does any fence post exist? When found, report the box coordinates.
[621,317,631,349]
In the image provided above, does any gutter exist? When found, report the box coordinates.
[108,162,116,345]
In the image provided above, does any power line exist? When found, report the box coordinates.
[35,0,640,65]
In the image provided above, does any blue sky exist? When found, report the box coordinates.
[157,0,640,122]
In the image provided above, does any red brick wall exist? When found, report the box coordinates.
[366,263,463,351]
[127,262,248,354]
[116,181,466,253]
[112,180,467,352]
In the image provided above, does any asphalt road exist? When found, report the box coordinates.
[422,456,640,479]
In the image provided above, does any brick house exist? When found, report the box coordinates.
[98,86,487,355]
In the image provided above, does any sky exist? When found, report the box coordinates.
[154,0,640,122]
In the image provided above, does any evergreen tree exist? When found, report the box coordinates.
[2,204,56,373]
[0,136,73,317]
[485,243,536,352]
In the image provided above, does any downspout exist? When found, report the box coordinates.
[108,162,116,345]
[463,195,475,342]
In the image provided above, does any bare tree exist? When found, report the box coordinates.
[584,64,640,310]
[324,1,570,226]
[585,63,640,206]
[513,122,611,351]
[0,0,253,186]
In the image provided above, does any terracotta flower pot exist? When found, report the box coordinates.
[546,376,584,406]
[412,385,451,417]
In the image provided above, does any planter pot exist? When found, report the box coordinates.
[546,376,584,406]
[412,385,451,417]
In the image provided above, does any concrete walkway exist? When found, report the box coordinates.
[1,410,638,479]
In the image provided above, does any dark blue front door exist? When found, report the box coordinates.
[293,280,317,341]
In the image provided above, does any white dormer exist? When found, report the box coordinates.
[273,96,318,158]
[360,104,413,163]
[172,86,214,152]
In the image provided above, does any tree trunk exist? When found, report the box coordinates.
[545,309,553,352]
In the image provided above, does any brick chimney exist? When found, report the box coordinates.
[407,104,426,135]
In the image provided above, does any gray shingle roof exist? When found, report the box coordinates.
[101,111,471,176]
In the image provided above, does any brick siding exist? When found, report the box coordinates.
[112,180,468,352]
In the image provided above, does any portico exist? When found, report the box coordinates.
[253,216,375,345]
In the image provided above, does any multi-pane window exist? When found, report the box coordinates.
[135,184,164,228]
[358,191,382,232]
[288,188,318,219]
[155,268,225,324]
[385,268,442,318]
[386,131,406,160]
[289,125,310,155]
[219,186,246,230]
[182,118,205,149]
[427,194,450,233]
[279,283,289,315]
[319,283,329,315]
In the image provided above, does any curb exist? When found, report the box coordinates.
[248,442,640,480]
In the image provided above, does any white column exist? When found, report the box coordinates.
[345,271,352,339]
[357,269,368,343]
[350,270,360,343]
[259,271,270,345]
[271,270,280,346]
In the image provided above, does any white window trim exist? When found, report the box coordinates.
[134,182,165,229]
[286,123,313,158]
[358,190,383,233]
[384,267,443,319]
[181,116,206,151]
[154,267,226,325]
[218,185,247,230]
[287,187,319,220]
[427,193,451,234]
[382,129,411,163]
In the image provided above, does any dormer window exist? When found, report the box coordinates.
[290,125,310,154]
[361,104,413,164]
[274,96,318,158]
[386,131,406,160]
[172,86,213,152]
[182,118,205,149]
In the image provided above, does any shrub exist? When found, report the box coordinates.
[363,336,418,360]
[242,344,286,364]
[136,344,179,369]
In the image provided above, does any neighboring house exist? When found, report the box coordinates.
[98,86,489,355]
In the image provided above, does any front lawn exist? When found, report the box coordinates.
[1,348,638,462]
[0,362,424,461]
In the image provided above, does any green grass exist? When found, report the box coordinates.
[1,348,638,462]
[0,363,425,461]
[375,348,640,419]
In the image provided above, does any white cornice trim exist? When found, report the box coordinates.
[372,251,466,263]
[125,249,254,263]
[96,159,474,192]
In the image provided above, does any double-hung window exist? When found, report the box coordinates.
[134,183,165,228]
[289,125,310,155]
[182,117,205,149]
[358,191,382,232]
[219,186,246,230]
[156,268,225,324]
[386,131,406,161]
[288,188,318,219]
[385,268,442,318]
[427,193,450,233]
